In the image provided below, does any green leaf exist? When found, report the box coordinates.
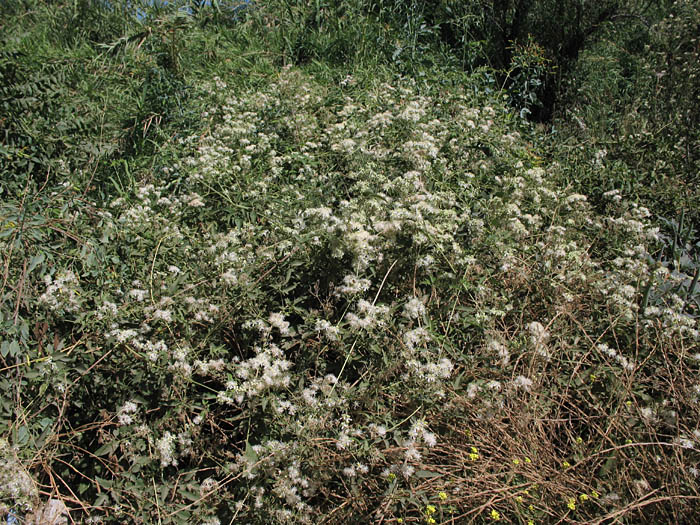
[244,441,258,464]
[178,488,200,502]
[28,252,45,274]
[95,441,119,456]
[96,476,114,489]
[16,425,29,445]
[94,494,110,507]
[2,340,20,358]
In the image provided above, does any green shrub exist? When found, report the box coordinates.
[3,64,699,523]
[1,2,699,524]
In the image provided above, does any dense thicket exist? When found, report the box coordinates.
[1,1,698,523]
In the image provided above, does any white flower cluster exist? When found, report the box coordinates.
[404,356,453,387]
[597,343,635,372]
[342,462,369,479]
[117,401,139,426]
[403,327,431,350]
[301,374,340,407]
[184,295,220,323]
[217,344,292,405]
[513,375,534,392]
[268,312,291,336]
[230,439,317,522]
[194,357,226,376]
[336,274,371,296]
[346,300,390,331]
[403,297,426,320]
[488,339,510,366]
[97,300,118,318]
[154,428,194,470]
[39,270,81,312]
[128,288,148,302]
[407,420,438,449]
[167,345,193,378]
[156,431,177,468]
[314,319,340,341]
[527,321,550,358]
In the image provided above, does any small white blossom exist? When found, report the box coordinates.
[403,297,426,320]
[268,312,291,336]
[513,375,533,392]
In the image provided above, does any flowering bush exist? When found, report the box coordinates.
[2,53,699,525]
